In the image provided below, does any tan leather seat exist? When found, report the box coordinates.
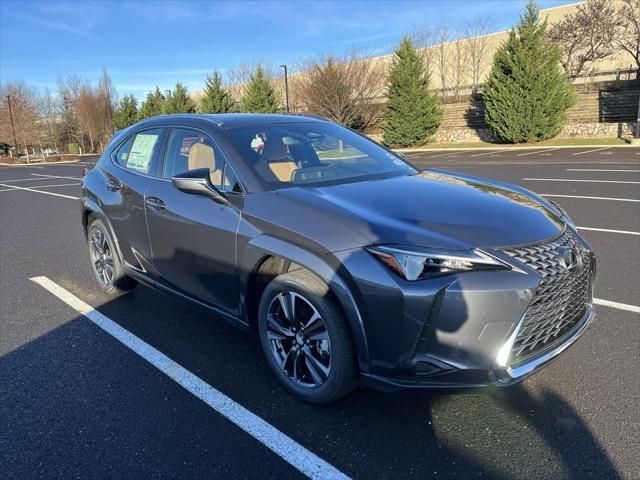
[260,137,297,182]
[187,143,222,185]
[269,162,297,182]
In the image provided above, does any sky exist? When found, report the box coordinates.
[0,0,575,100]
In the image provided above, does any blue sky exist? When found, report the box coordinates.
[0,0,573,99]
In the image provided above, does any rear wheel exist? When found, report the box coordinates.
[87,216,137,294]
[258,269,358,404]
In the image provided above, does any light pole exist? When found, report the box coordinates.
[5,95,18,156]
[279,64,290,113]
[634,94,640,145]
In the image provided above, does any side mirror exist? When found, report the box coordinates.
[172,168,227,204]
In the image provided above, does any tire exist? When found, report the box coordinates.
[87,216,137,294]
[258,269,358,404]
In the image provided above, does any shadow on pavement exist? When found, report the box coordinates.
[1,279,624,479]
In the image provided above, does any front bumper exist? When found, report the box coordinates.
[360,306,595,392]
[332,228,596,391]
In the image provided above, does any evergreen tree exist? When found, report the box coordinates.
[382,37,443,148]
[199,71,236,113]
[164,82,197,114]
[240,66,281,113]
[113,94,138,130]
[483,0,576,143]
[138,86,166,119]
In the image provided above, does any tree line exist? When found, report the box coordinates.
[1,0,638,155]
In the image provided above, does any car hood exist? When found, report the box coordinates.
[267,169,565,252]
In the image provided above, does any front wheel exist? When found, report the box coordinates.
[258,269,358,404]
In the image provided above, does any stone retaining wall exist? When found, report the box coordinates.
[429,122,638,144]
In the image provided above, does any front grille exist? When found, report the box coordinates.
[501,229,593,365]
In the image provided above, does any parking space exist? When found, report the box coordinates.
[1,146,639,479]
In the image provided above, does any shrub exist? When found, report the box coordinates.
[113,94,138,130]
[164,82,197,114]
[484,0,576,143]
[240,66,281,113]
[199,71,236,114]
[138,87,166,119]
[382,37,443,148]
[297,51,385,131]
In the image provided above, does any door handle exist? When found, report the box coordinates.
[146,196,166,212]
[106,178,122,191]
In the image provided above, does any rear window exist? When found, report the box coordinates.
[114,129,162,175]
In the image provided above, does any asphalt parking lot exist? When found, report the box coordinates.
[1,146,639,479]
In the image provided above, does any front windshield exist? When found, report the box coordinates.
[227,122,416,188]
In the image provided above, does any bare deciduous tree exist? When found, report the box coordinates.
[56,70,116,153]
[411,24,436,73]
[433,20,450,96]
[57,75,88,151]
[465,15,493,92]
[296,50,385,131]
[0,80,40,155]
[548,0,619,77]
[449,29,471,101]
[615,0,640,68]
[77,87,102,153]
[96,68,116,151]
[38,87,64,152]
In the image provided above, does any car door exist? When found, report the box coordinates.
[144,127,244,315]
[101,127,165,271]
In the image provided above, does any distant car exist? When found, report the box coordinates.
[81,114,596,403]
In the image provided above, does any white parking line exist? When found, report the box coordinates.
[571,147,611,156]
[541,194,639,203]
[0,174,82,184]
[566,168,640,172]
[523,178,640,184]
[426,151,461,158]
[469,150,506,157]
[0,183,79,199]
[0,177,59,184]
[31,173,83,180]
[516,148,558,157]
[0,182,80,192]
[30,276,349,480]
[594,298,640,314]
[577,226,640,236]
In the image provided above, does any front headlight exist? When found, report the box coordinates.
[365,245,511,281]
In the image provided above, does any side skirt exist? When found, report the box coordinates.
[125,267,250,332]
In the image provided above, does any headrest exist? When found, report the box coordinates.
[261,137,288,162]
[188,143,215,171]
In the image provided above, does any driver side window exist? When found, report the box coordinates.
[162,128,242,193]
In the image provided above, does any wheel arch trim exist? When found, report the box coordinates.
[241,234,370,372]
[82,196,127,267]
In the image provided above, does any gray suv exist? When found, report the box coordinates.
[81,114,596,403]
